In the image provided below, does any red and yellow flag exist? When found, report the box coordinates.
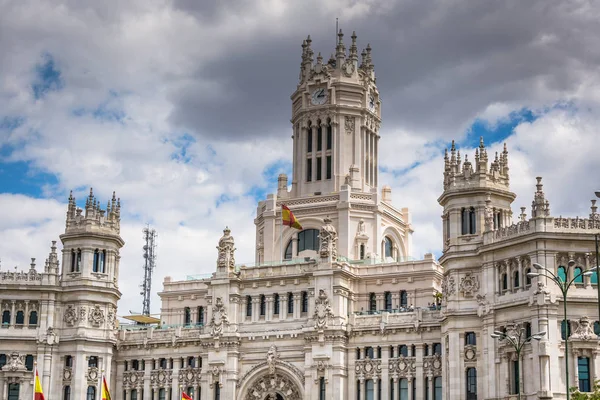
[282,204,302,230]
[34,368,45,400]
[102,376,112,400]
[182,391,193,400]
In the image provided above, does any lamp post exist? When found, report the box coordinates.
[528,262,594,400]
[490,326,546,400]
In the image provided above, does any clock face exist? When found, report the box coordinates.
[311,88,328,105]
[368,95,376,112]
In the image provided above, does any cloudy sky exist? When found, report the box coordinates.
[1,0,599,316]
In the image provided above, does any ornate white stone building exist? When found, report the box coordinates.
[1,31,600,400]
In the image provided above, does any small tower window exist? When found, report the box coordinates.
[574,267,584,283]
[400,290,408,307]
[259,295,266,316]
[25,355,34,371]
[317,120,323,151]
[513,271,520,288]
[2,310,10,325]
[307,122,313,153]
[287,292,294,314]
[301,291,308,313]
[316,156,322,180]
[384,291,392,311]
[398,345,408,357]
[29,311,38,326]
[88,356,98,368]
[360,244,365,260]
[184,307,191,325]
[557,266,567,283]
[525,268,532,286]
[326,120,332,150]
[502,273,508,291]
[369,293,377,312]
[326,155,332,179]
[469,207,476,234]
[15,311,24,325]
[76,249,81,272]
[246,296,252,317]
[384,237,393,259]
[71,250,76,272]
[93,249,100,273]
[273,294,280,315]
[306,159,312,182]
[197,306,204,326]
[100,250,106,273]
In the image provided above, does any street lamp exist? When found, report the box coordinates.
[490,325,546,400]
[528,262,594,400]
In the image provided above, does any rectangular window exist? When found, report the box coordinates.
[357,380,361,400]
[384,292,392,311]
[301,291,308,313]
[512,360,519,395]
[465,332,476,345]
[287,293,294,314]
[246,296,252,317]
[433,343,442,355]
[366,379,374,400]
[317,127,322,151]
[369,293,377,312]
[434,377,442,400]
[399,345,408,357]
[307,159,312,182]
[425,377,429,400]
[365,347,374,359]
[316,157,322,181]
[327,125,332,150]
[326,155,332,179]
[399,379,408,400]
[25,355,34,371]
[273,294,280,315]
[579,357,591,392]
[319,377,326,400]
[390,379,394,400]
[307,129,313,153]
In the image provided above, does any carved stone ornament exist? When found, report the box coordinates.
[88,304,105,327]
[217,227,236,272]
[571,316,597,340]
[355,359,382,379]
[464,345,477,361]
[209,297,229,337]
[342,61,355,77]
[178,366,199,385]
[441,275,456,298]
[267,345,279,375]
[63,367,72,382]
[459,272,480,297]
[2,352,27,372]
[313,289,334,330]
[345,116,355,135]
[319,217,338,259]
[210,365,222,388]
[151,369,173,386]
[423,354,443,376]
[484,194,494,231]
[63,305,78,326]
[245,373,302,400]
[87,367,99,384]
[476,294,490,318]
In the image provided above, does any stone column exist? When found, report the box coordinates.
[407,378,414,400]
[10,300,15,325]
[144,358,152,397]
[281,296,288,319]
[116,361,125,400]
[125,388,131,400]
[294,293,301,319]
[153,387,159,400]
[361,379,366,400]
[373,378,379,400]
[43,348,52,395]
[24,301,30,327]
[381,346,390,400]
[266,296,273,322]
[172,358,182,397]
[414,344,424,400]
[427,376,434,400]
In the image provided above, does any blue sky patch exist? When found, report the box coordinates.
[0,116,26,132]
[0,161,59,198]
[463,108,537,148]
[170,133,196,163]
[244,159,292,203]
[31,54,64,100]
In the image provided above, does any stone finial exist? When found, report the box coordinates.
[591,199,598,219]
[319,217,338,260]
[30,258,36,270]
[520,207,527,221]
[217,227,236,272]
[484,193,494,231]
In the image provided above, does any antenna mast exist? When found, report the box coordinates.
[141,225,157,316]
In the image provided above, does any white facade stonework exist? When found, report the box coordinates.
[1,32,599,400]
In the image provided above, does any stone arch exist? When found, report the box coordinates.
[381,226,406,260]
[280,217,326,259]
[238,362,304,400]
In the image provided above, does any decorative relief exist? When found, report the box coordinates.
[423,354,442,376]
[464,345,477,361]
[313,289,334,330]
[345,116,355,135]
[217,227,236,272]
[342,61,355,77]
[319,217,338,260]
[88,305,105,327]
[123,371,145,388]
[151,369,173,387]
[63,367,72,382]
[178,366,200,386]
[210,365,222,389]
[441,275,456,298]
[209,297,229,338]
[571,317,597,340]
[459,272,479,297]
[1,352,27,372]
[244,374,301,400]
[267,345,279,375]
[0,268,41,282]
[63,305,78,326]
[388,356,416,378]
[355,359,382,379]
[484,194,494,231]
[107,306,116,329]
[79,306,87,322]
[87,367,99,384]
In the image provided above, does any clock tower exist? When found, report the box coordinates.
[289,30,381,197]
[255,31,412,266]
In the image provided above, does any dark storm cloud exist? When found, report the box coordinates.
[167,0,600,141]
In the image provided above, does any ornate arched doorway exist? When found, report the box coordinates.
[244,373,302,400]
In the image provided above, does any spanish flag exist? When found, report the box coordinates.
[182,391,193,400]
[102,376,112,400]
[34,368,45,400]
[282,204,302,230]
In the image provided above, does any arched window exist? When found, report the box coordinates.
[197,306,204,326]
[513,271,520,288]
[71,250,76,272]
[287,292,294,314]
[273,293,280,315]
[25,355,33,371]
[76,249,81,272]
[63,385,71,400]
[469,207,476,234]
[574,267,584,283]
[434,376,442,400]
[502,273,508,291]
[317,119,323,152]
[246,296,252,317]
[260,295,266,316]
[398,345,408,357]
[400,290,408,307]
[525,268,532,286]
[365,379,374,400]
[384,291,392,311]
[298,229,319,253]
[284,241,293,260]
[100,250,106,273]
[93,249,100,272]
[466,368,477,399]
[384,237,393,259]
[29,311,38,326]
[399,378,408,400]
[184,307,191,325]
[557,266,567,283]
[87,386,97,400]
[307,121,313,153]
[461,208,468,235]
[15,311,24,325]
[88,356,98,368]
[369,293,377,312]
[130,389,137,400]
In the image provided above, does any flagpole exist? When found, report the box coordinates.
[100,368,104,400]
[179,384,182,400]
[33,362,36,400]
[280,208,284,263]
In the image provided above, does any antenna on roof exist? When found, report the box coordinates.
[140,225,158,316]
[336,18,339,46]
